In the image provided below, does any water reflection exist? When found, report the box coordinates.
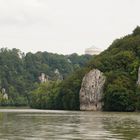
[102,113,140,140]
[0,110,139,139]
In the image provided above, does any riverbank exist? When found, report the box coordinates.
[0,106,30,109]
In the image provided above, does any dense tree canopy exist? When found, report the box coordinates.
[0,49,91,106]
[30,26,140,111]
[86,26,140,111]
[1,26,140,111]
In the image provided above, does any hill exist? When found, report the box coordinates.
[30,26,140,111]
[0,49,91,106]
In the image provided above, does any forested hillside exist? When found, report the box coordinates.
[0,49,91,106]
[30,26,140,111]
[87,26,140,111]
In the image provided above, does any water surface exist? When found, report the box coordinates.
[0,109,140,140]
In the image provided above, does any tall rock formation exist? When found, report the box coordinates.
[137,67,140,86]
[80,69,106,111]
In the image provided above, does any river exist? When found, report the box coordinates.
[0,109,139,140]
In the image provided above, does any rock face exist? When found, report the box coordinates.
[39,73,48,83]
[137,67,140,86]
[79,69,106,111]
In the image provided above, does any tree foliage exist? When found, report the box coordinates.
[34,26,140,111]
[0,48,91,106]
[86,26,140,111]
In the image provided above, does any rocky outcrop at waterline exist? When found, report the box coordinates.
[79,69,106,111]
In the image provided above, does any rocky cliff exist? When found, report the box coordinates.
[137,67,140,86]
[79,69,106,111]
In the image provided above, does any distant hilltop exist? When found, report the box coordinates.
[85,46,102,55]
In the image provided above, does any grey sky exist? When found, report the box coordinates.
[0,0,139,54]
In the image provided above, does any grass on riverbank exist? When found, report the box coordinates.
[0,106,30,109]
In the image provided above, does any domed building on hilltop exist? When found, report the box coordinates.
[85,46,102,55]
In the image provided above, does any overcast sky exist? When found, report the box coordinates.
[0,0,139,54]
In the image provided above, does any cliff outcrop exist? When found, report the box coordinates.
[80,69,106,111]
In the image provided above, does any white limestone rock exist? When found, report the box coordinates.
[137,67,140,86]
[80,69,106,111]
[3,93,8,100]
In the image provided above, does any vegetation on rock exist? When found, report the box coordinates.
[30,26,140,111]
[1,27,140,111]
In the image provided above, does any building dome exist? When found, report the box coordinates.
[85,46,101,55]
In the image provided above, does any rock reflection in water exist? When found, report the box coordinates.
[0,110,139,140]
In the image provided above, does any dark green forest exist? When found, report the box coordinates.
[30,26,140,111]
[0,49,91,106]
[1,27,140,111]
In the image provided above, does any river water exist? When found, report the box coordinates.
[0,109,140,140]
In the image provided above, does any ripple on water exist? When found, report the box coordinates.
[0,109,140,140]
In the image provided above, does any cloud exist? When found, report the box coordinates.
[0,0,140,54]
[0,0,49,26]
